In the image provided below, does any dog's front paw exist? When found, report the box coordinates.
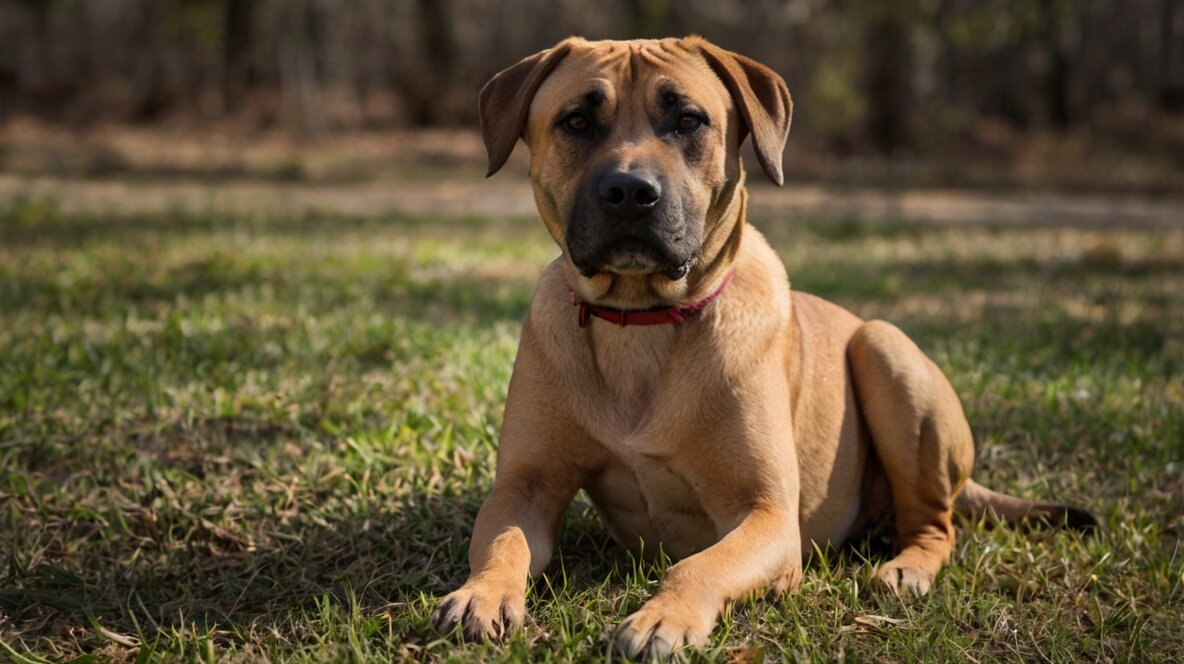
[613,594,716,660]
[432,581,526,642]
[873,560,935,596]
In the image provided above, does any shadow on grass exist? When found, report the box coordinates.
[0,449,637,652]
[0,432,487,644]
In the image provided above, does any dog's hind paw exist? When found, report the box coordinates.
[432,582,526,642]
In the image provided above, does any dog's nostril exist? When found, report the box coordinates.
[635,186,659,206]
[598,171,660,212]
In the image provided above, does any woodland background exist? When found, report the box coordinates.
[1,0,1182,190]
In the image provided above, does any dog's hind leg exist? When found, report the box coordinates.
[847,320,976,595]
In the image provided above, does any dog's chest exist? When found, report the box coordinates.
[585,453,719,558]
[580,325,720,556]
[588,325,675,432]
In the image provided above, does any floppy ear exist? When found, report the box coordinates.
[478,41,575,177]
[691,38,792,185]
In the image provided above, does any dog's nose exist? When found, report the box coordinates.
[597,171,661,219]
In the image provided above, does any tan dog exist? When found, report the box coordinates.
[433,36,1095,658]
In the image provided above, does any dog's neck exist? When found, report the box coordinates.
[571,270,735,327]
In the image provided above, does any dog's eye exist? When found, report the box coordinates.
[677,114,703,133]
[564,113,590,133]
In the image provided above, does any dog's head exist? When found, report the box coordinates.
[480,37,791,307]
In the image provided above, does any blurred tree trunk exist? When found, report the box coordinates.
[278,0,326,134]
[864,5,914,154]
[403,0,457,125]
[1039,0,1071,128]
[1163,0,1184,111]
[133,1,171,120]
[16,0,57,99]
[223,0,256,111]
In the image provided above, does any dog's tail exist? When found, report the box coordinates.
[954,479,1099,532]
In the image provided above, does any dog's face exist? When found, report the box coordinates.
[480,37,791,306]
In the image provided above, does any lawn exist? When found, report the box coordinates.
[0,193,1181,662]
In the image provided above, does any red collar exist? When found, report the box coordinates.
[570,271,734,327]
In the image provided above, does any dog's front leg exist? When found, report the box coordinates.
[432,337,585,641]
[431,469,575,640]
[614,501,802,659]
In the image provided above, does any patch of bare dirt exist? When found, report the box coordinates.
[1,120,1181,227]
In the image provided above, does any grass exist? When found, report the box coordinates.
[0,193,1181,662]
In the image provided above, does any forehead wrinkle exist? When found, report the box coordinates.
[585,44,631,79]
[636,50,702,88]
[598,45,643,139]
[640,44,680,66]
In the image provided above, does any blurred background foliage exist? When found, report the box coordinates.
[0,0,1182,189]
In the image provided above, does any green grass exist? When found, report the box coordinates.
[1,196,1181,662]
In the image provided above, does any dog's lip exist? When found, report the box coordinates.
[597,237,665,272]
[582,237,695,279]
[663,258,694,280]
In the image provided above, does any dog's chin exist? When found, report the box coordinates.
[579,238,695,281]
[601,257,695,282]
[603,254,662,276]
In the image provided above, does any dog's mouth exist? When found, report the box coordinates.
[577,237,696,280]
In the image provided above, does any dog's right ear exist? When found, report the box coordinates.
[479,41,575,177]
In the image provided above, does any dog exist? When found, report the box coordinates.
[432,36,1095,659]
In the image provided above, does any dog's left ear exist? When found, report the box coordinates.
[690,38,793,186]
[479,40,576,177]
